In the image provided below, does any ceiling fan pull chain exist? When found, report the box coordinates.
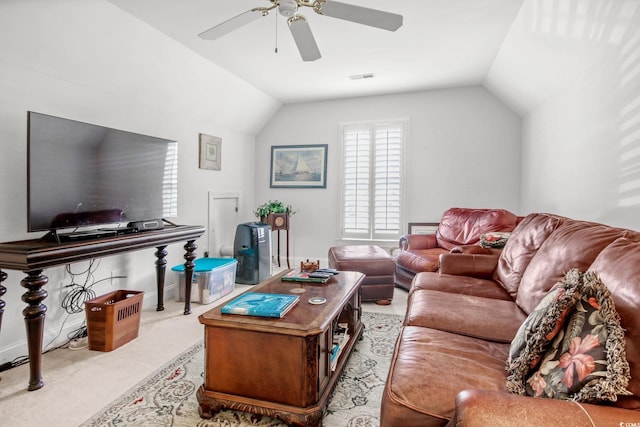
[274,10,278,53]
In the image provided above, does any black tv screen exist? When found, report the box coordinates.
[27,111,178,233]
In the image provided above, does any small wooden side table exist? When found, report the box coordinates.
[261,213,290,269]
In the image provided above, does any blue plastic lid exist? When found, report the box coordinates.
[171,257,237,272]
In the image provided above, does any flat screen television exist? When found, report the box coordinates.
[27,111,178,237]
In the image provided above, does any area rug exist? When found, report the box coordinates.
[81,311,404,427]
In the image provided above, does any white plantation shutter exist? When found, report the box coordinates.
[342,121,404,240]
[162,143,178,217]
[373,125,402,237]
[343,127,371,235]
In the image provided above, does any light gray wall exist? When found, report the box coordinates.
[0,1,279,364]
[255,86,522,262]
[486,0,640,229]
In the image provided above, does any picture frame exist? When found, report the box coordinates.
[199,133,222,170]
[408,222,439,234]
[270,144,327,188]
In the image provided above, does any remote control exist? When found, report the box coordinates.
[314,268,339,275]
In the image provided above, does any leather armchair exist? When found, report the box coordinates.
[395,207,518,290]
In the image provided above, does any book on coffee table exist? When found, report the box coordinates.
[221,292,299,318]
[281,270,331,284]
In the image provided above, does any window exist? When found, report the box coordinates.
[341,121,405,240]
[162,143,178,217]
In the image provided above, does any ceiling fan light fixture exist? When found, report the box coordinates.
[278,0,299,17]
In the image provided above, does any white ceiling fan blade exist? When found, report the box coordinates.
[198,9,263,40]
[316,1,403,31]
[288,15,321,62]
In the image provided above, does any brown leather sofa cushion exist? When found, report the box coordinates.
[405,288,526,343]
[494,213,564,298]
[411,271,512,301]
[588,237,640,409]
[450,389,640,427]
[514,219,625,314]
[396,248,445,273]
[381,326,510,427]
[438,252,502,280]
[436,208,518,250]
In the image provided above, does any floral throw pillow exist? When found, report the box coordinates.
[506,269,582,395]
[523,271,631,402]
[480,231,511,248]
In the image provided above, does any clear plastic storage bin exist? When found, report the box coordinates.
[172,258,237,304]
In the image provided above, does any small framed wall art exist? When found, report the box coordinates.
[199,133,222,170]
[270,144,328,188]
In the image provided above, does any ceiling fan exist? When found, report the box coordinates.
[198,0,403,62]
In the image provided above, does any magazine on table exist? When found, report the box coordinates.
[221,292,299,318]
[331,322,350,371]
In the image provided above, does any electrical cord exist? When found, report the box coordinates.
[0,320,79,372]
[0,260,127,372]
[61,259,99,314]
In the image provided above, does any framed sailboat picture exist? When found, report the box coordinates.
[270,144,328,188]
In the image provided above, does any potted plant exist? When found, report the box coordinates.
[254,200,296,230]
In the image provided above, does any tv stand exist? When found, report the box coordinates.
[0,224,205,391]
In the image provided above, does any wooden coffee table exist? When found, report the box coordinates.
[197,269,364,426]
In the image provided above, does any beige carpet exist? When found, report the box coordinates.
[80,311,404,427]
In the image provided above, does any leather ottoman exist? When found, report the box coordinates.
[328,245,395,304]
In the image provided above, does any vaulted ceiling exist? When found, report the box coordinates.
[108,0,525,104]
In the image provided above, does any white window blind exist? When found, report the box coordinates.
[162,143,178,217]
[342,121,404,240]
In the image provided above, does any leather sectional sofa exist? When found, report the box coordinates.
[395,207,519,290]
[381,212,640,426]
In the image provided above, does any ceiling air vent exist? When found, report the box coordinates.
[349,73,376,80]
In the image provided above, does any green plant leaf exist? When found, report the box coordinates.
[254,200,296,218]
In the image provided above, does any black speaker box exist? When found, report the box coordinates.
[127,219,164,231]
